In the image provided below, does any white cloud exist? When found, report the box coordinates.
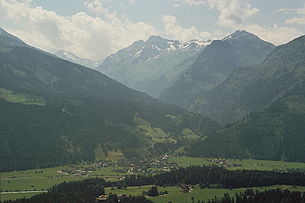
[1,0,303,61]
[204,0,303,45]
[181,0,302,45]
[205,0,259,27]
[173,0,206,8]
[285,17,305,25]
[183,0,206,6]
[0,0,156,60]
[84,0,117,19]
[278,5,305,15]
[173,0,302,45]
[162,15,219,41]
[128,0,136,4]
[280,4,305,25]
[179,0,258,27]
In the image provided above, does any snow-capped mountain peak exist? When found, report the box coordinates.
[98,35,211,97]
[121,35,211,61]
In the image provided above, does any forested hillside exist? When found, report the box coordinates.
[0,29,220,172]
[187,78,305,162]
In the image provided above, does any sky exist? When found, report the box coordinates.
[0,0,305,61]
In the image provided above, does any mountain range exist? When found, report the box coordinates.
[98,35,210,97]
[185,35,305,162]
[0,29,219,172]
[159,30,276,110]
[190,33,305,124]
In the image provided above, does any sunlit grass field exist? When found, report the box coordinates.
[169,157,305,171]
[105,185,305,203]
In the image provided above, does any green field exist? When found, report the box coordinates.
[134,114,176,144]
[169,157,305,171]
[2,157,305,201]
[106,185,305,203]
[1,165,126,191]
[0,88,46,106]
[0,165,126,201]
[1,192,45,202]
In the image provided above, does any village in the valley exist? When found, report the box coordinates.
[56,155,242,177]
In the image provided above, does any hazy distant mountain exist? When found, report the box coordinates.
[55,50,99,69]
[159,30,275,109]
[0,29,219,172]
[192,34,305,125]
[98,35,210,97]
[186,34,305,162]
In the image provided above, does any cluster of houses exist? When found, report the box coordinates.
[96,194,108,201]
[120,155,178,174]
[96,194,135,202]
[57,168,94,176]
[98,154,179,175]
[179,184,192,193]
[207,159,242,168]
[57,154,179,179]
[95,160,117,168]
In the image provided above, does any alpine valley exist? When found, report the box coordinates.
[2,25,305,203]
[96,29,305,163]
[0,28,219,172]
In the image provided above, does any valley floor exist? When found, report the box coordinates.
[1,157,305,202]
[105,185,305,203]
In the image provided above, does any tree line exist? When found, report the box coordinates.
[124,165,305,188]
[202,189,305,203]
[1,179,152,203]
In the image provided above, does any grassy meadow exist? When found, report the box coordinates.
[105,185,305,203]
[0,88,46,106]
[169,157,305,171]
[0,165,125,201]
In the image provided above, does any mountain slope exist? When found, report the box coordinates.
[0,29,220,172]
[159,30,275,109]
[98,35,210,97]
[193,34,305,124]
[55,50,99,69]
[186,80,305,162]
[0,28,28,48]
[186,35,305,162]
